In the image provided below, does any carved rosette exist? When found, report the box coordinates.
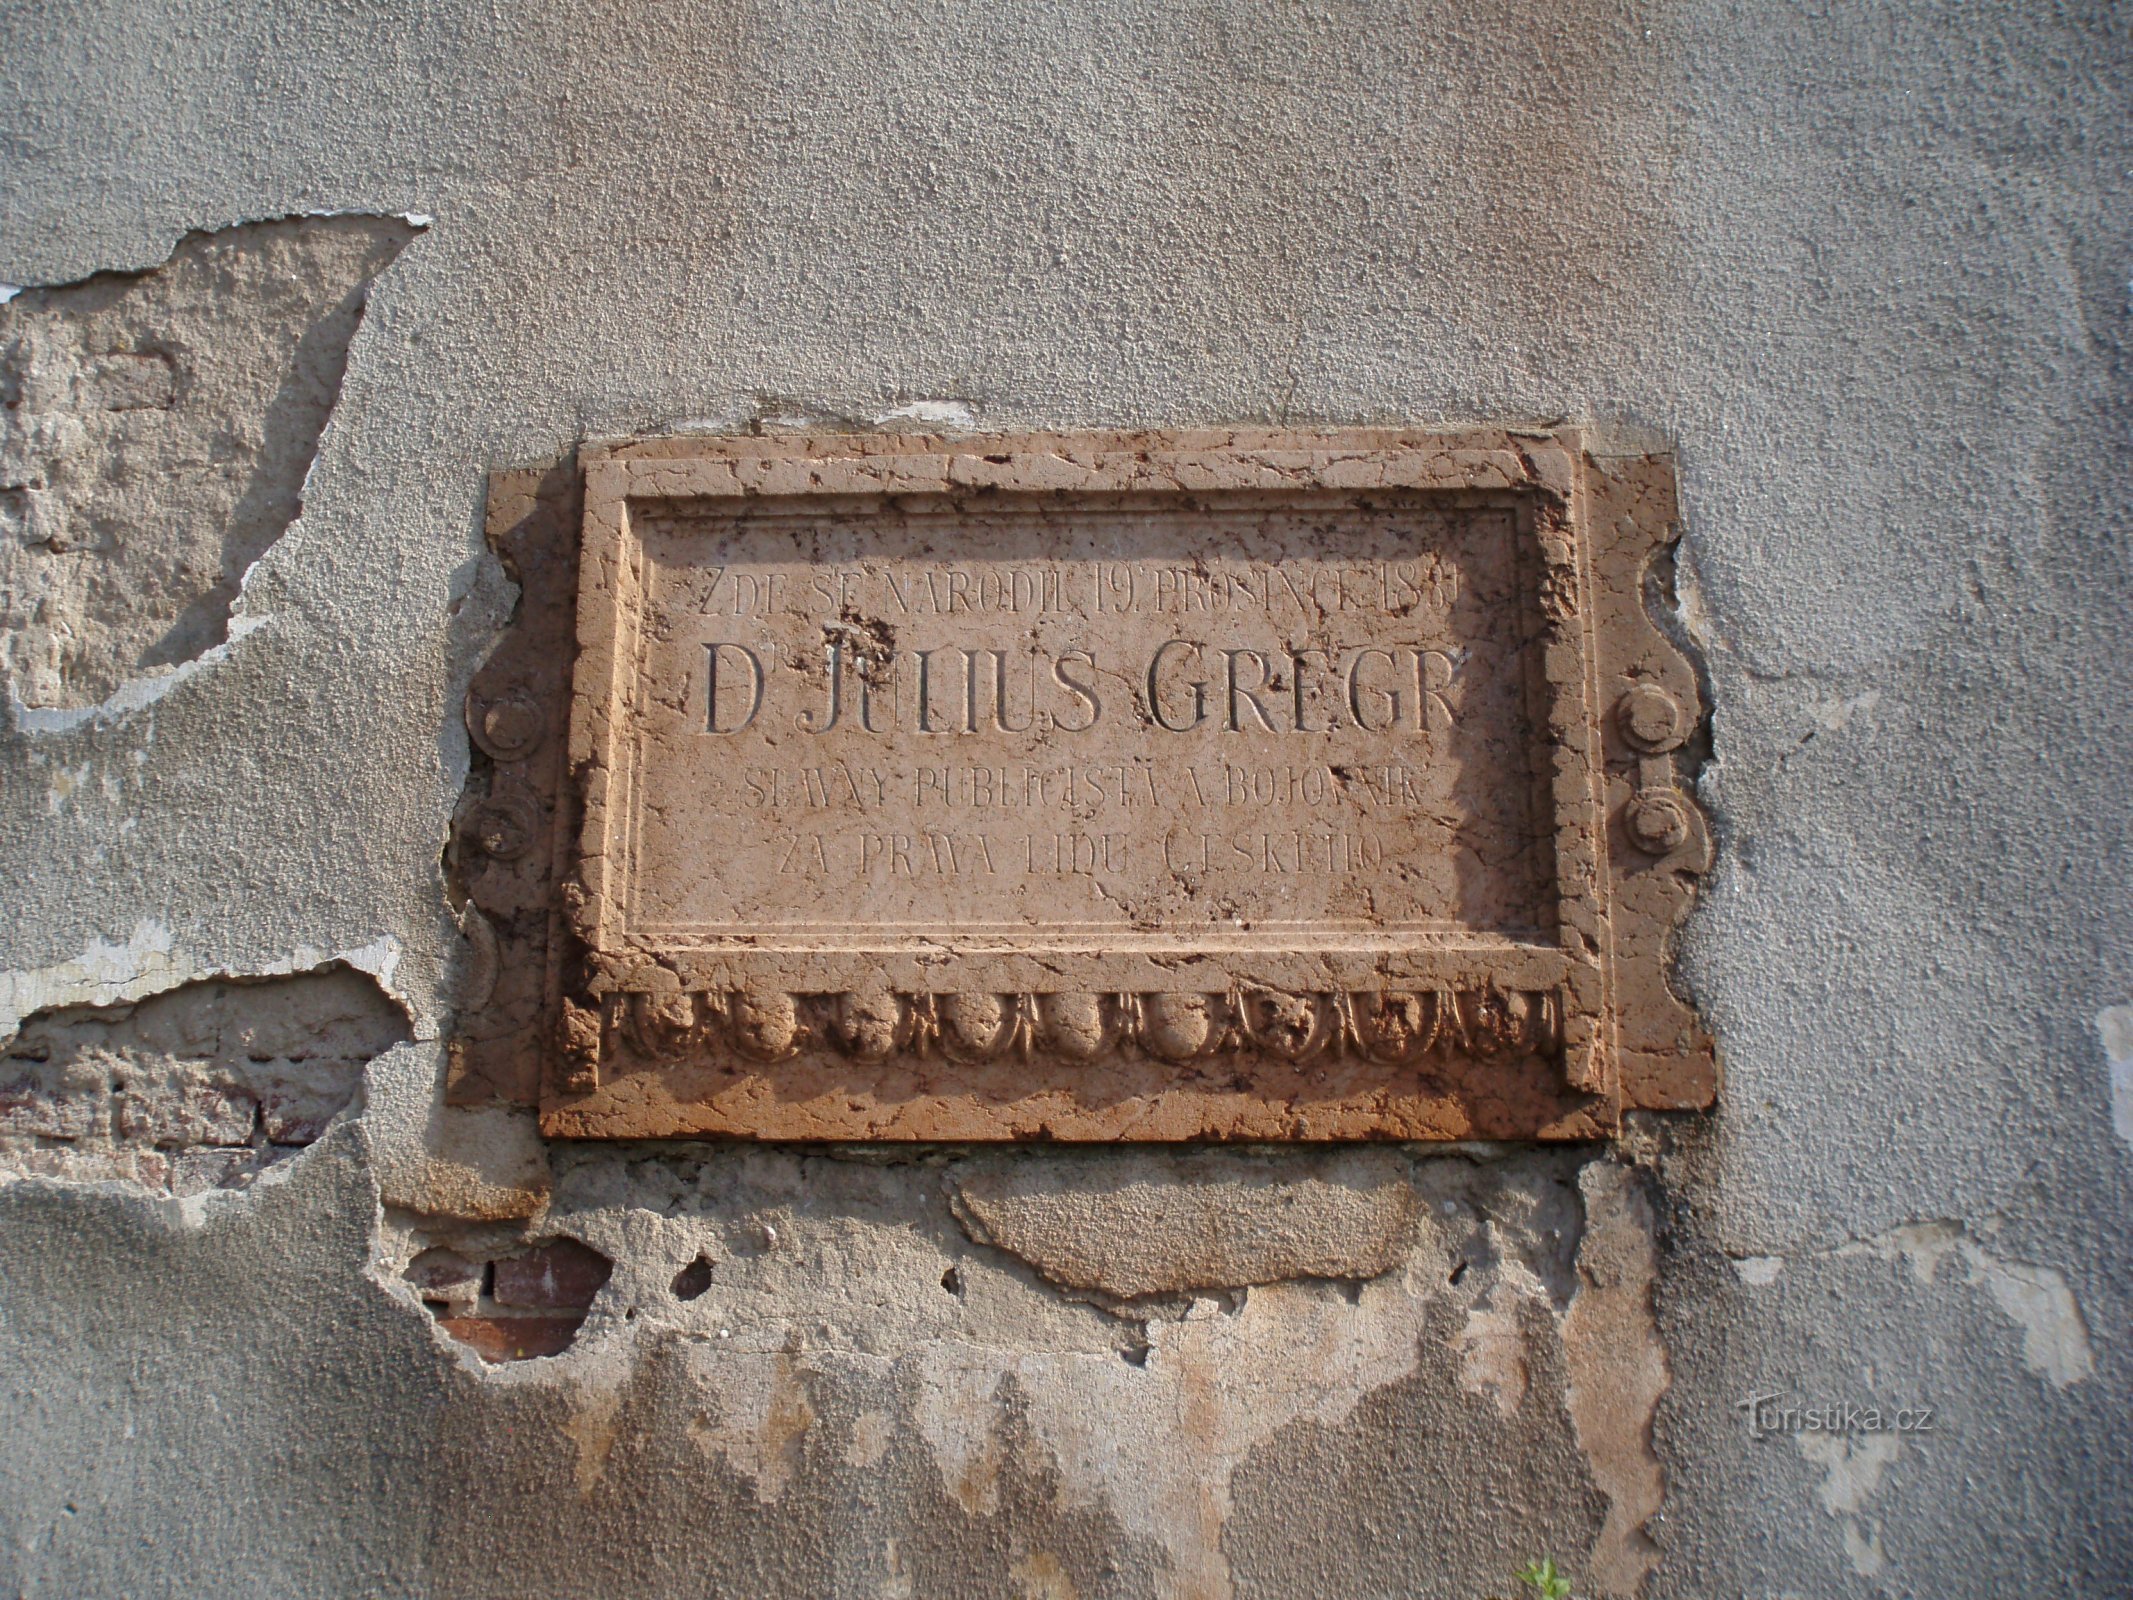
[593,986,1565,1070]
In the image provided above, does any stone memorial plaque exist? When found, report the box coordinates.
[447,430,1714,1140]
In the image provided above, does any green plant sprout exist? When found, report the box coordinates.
[1515,1556,1573,1600]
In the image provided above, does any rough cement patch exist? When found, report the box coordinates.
[0,214,416,710]
[0,964,407,1195]
[948,1148,1422,1303]
[363,1043,552,1221]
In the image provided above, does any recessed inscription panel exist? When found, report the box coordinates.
[509,430,1714,1142]
[619,496,1551,946]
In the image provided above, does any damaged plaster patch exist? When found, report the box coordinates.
[688,1351,821,1504]
[395,1232,615,1365]
[0,965,408,1195]
[0,925,412,1040]
[902,1288,1433,1600]
[0,213,417,711]
[1453,1300,1531,1417]
[503,1148,1647,1598]
[1561,1161,1669,1598]
[1798,1432,1902,1578]
[871,398,978,431]
[1811,688,1881,734]
[615,1150,1627,1599]
[948,1149,1422,1305]
[1836,1222,2096,1390]
[2098,1004,2133,1152]
[0,919,182,1036]
[9,613,271,732]
[561,1377,626,1491]
[1731,1254,1785,1286]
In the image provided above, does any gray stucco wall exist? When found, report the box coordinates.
[1,2,2126,1595]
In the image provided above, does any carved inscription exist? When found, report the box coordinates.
[513,430,1715,1141]
[620,501,1549,940]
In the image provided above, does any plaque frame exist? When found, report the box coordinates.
[445,428,1715,1141]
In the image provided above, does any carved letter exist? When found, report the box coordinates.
[1224,649,1277,732]
[704,642,765,734]
[856,651,896,732]
[1415,649,1455,733]
[1289,648,1328,733]
[798,640,843,733]
[1346,647,1402,732]
[971,648,1036,733]
[1147,639,1209,732]
[1051,650,1101,732]
[916,648,966,734]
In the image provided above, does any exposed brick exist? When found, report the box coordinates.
[0,1146,153,1186]
[491,1239,612,1310]
[437,1315,587,1363]
[406,1247,483,1314]
[255,1076,357,1144]
[0,1077,97,1140]
[113,1081,256,1147]
[0,960,406,1195]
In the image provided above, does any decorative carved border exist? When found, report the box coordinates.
[446,428,1716,1141]
[576,986,1564,1069]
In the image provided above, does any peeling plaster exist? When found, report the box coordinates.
[0,3,2126,1593]
[0,920,180,1035]
[8,612,271,734]
[1837,1223,2096,1391]
[1809,688,1881,734]
[686,1349,819,1505]
[2098,1004,2133,1153]
[561,1376,626,1494]
[1454,1300,1530,1417]
[1731,1255,1785,1286]
[0,929,411,1054]
[872,399,979,431]
[0,215,416,710]
[506,1152,1656,1600]
[903,1280,1431,1600]
[1733,1220,2101,1392]
[363,1071,552,1222]
[1798,1433,1902,1579]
